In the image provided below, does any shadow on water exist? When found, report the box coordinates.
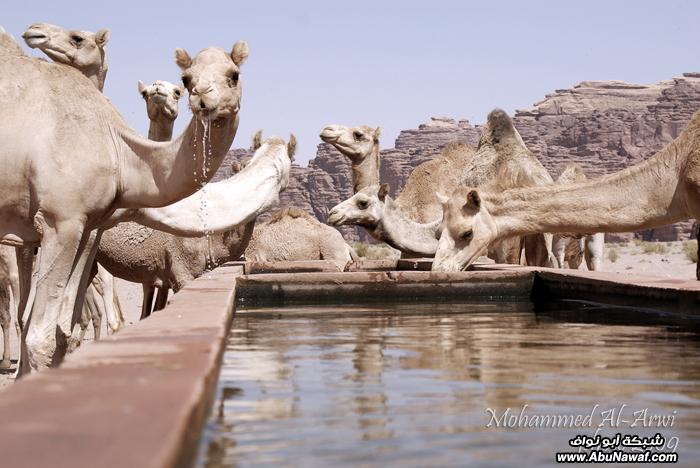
[197,300,700,467]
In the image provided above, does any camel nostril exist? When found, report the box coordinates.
[200,101,207,110]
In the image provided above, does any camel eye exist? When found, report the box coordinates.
[181,75,191,88]
[71,35,84,44]
[227,71,239,87]
[174,88,181,97]
[461,229,473,241]
[353,131,364,141]
[357,200,369,209]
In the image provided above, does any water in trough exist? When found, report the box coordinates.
[197,301,700,467]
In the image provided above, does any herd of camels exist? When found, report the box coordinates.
[0,23,699,377]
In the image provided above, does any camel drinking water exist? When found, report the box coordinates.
[431,108,700,272]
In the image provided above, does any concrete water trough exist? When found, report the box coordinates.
[0,260,698,467]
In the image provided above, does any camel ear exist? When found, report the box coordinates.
[251,130,263,151]
[137,80,147,98]
[463,190,481,210]
[231,40,249,66]
[287,134,297,160]
[378,183,390,202]
[373,127,382,142]
[175,48,192,70]
[95,29,110,48]
[435,192,450,205]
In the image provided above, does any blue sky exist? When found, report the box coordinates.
[4,0,698,163]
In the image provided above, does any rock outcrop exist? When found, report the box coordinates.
[217,73,700,243]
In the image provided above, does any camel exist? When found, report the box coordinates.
[551,164,605,271]
[320,125,382,192]
[1,27,122,368]
[0,27,24,56]
[138,80,183,141]
[245,207,357,271]
[329,184,441,256]
[23,23,109,91]
[431,108,700,272]
[97,133,295,317]
[107,130,293,237]
[326,111,556,266]
[1,41,249,371]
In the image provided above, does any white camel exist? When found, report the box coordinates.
[97,133,295,317]
[23,23,109,91]
[1,40,249,372]
[432,108,700,272]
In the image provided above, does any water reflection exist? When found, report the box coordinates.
[198,302,700,467]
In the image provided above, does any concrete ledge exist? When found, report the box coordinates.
[346,259,398,271]
[245,260,341,274]
[236,270,536,306]
[0,265,243,468]
[533,268,699,315]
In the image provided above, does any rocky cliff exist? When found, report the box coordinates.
[217,73,700,243]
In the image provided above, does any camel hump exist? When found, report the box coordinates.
[441,139,475,159]
[0,27,25,56]
[267,206,315,224]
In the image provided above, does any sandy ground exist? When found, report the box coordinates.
[0,241,696,390]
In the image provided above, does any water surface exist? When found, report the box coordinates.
[198,301,700,467]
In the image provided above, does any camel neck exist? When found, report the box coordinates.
[489,141,690,239]
[128,144,290,237]
[117,114,238,209]
[147,118,175,142]
[350,144,380,192]
[374,199,441,256]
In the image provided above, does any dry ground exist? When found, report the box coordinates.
[0,241,696,390]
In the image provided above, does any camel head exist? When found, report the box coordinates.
[23,23,109,90]
[175,41,249,121]
[246,131,296,190]
[432,187,498,272]
[478,108,528,150]
[319,124,381,162]
[138,80,183,122]
[328,184,389,228]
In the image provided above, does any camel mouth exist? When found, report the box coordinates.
[22,32,48,47]
[327,212,345,226]
[192,104,238,122]
[319,133,339,144]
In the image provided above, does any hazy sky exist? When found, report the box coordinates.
[4,0,698,163]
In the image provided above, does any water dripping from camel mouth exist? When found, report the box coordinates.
[195,117,216,274]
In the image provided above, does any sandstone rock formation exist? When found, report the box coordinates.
[217,73,700,243]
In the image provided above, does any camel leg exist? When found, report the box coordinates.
[154,287,169,311]
[87,284,103,341]
[552,235,568,268]
[141,285,155,320]
[14,246,33,333]
[74,297,92,344]
[0,286,10,369]
[14,246,35,378]
[65,229,102,355]
[22,218,87,371]
[567,238,584,270]
[585,233,605,271]
[96,265,123,334]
